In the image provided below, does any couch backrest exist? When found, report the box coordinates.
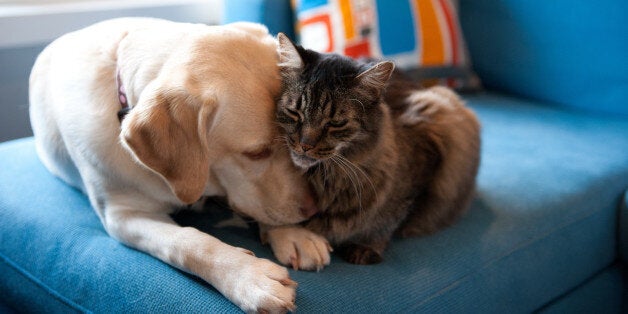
[459,1,628,116]
[223,0,295,39]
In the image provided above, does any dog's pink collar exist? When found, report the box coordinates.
[117,70,130,122]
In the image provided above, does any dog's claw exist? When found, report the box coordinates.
[235,247,255,256]
[266,226,332,271]
[279,277,298,288]
[290,255,298,270]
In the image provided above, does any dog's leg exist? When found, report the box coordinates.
[104,202,297,313]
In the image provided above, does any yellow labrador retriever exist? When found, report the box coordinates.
[29,18,318,313]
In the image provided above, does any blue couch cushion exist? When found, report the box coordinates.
[460,1,628,116]
[0,138,240,313]
[1,93,627,312]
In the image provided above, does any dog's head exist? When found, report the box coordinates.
[120,24,318,225]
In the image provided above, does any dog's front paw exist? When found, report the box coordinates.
[264,226,332,271]
[218,249,297,314]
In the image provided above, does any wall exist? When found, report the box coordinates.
[0,45,42,142]
[0,0,223,142]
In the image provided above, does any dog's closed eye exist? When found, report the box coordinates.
[243,147,272,160]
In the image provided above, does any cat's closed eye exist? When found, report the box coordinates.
[327,120,348,128]
[284,108,302,122]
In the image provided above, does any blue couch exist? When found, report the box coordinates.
[1,1,627,312]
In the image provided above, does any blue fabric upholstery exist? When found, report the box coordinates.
[223,0,295,39]
[621,191,628,263]
[537,264,625,314]
[0,301,16,314]
[1,93,626,312]
[460,1,628,116]
[0,139,240,313]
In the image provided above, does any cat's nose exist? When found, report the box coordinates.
[300,128,319,152]
[299,135,317,152]
[300,143,314,152]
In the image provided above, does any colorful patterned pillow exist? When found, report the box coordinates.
[293,0,481,90]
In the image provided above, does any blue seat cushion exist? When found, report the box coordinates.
[1,92,627,312]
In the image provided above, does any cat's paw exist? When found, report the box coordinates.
[264,226,332,271]
[338,243,383,265]
[400,86,462,125]
[395,223,439,238]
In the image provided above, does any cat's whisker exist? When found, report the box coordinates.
[334,156,364,195]
[275,134,293,144]
[329,157,355,198]
[331,155,364,214]
[272,135,295,153]
[334,154,379,206]
[321,158,329,191]
[333,156,366,220]
[330,158,364,215]
[350,98,366,113]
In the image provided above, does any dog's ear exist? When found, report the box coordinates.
[121,87,215,204]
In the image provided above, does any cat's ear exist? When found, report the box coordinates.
[355,61,395,98]
[277,33,303,71]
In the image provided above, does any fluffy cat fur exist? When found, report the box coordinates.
[273,34,481,265]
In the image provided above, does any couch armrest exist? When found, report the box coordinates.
[621,190,628,264]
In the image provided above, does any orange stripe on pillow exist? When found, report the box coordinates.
[438,0,459,65]
[416,0,445,66]
[300,13,334,52]
[339,0,355,40]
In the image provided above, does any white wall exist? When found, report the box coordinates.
[0,0,223,142]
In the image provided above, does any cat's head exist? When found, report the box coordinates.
[275,33,394,169]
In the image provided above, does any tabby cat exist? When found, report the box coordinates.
[263,34,481,267]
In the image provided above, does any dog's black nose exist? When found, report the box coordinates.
[299,193,320,218]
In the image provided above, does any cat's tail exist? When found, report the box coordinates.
[396,86,481,237]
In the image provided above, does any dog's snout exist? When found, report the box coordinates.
[299,192,320,218]
[300,204,319,219]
